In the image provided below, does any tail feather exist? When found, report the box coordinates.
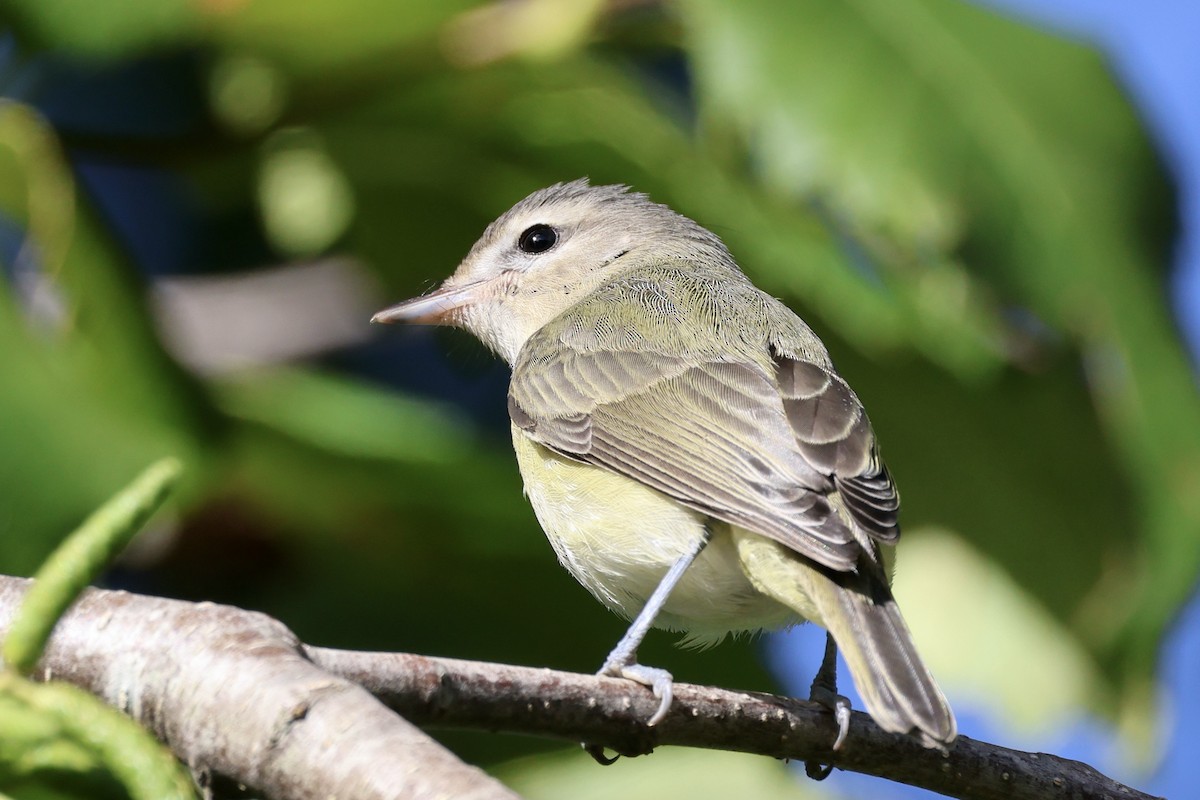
[828,580,956,747]
[735,530,956,747]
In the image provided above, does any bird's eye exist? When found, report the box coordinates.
[517,224,558,254]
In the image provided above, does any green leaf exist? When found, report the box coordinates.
[0,105,207,576]
[680,0,1196,708]
[4,458,182,674]
[0,675,196,800]
[0,0,199,58]
[215,367,474,464]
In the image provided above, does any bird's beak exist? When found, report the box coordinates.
[371,280,483,326]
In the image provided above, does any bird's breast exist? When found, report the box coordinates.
[510,425,796,642]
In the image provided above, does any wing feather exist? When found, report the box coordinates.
[509,264,900,571]
[774,356,899,542]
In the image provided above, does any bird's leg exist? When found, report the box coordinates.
[585,529,711,765]
[804,631,852,780]
[599,528,712,725]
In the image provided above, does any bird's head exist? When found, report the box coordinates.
[371,179,731,364]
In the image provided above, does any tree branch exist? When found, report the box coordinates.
[0,576,517,800]
[0,575,1159,800]
[307,647,1157,800]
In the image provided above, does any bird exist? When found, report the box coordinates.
[372,179,956,755]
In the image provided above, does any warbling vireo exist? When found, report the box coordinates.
[372,180,956,752]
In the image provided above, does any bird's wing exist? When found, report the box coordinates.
[773,355,899,544]
[510,330,898,573]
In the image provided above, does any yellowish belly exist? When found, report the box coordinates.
[511,425,796,644]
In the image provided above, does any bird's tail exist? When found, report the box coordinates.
[735,531,956,748]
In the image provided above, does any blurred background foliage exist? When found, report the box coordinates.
[0,0,1196,795]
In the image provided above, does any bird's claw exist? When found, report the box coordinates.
[583,742,620,766]
[600,660,675,726]
[803,691,851,780]
[806,650,851,782]
[831,693,851,750]
[809,684,852,751]
[583,660,673,764]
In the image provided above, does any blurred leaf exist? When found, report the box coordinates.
[0,689,124,800]
[209,0,474,76]
[498,746,817,800]
[5,459,181,673]
[0,0,199,58]
[0,103,74,285]
[257,128,356,257]
[0,675,195,800]
[0,105,210,574]
[1,460,193,800]
[682,0,1166,267]
[208,53,289,136]
[895,529,1105,733]
[681,0,1197,702]
[215,366,474,464]
[442,0,607,67]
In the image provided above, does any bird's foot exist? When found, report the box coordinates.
[804,685,852,780]
[809,683,852,752]
[805,633,851,780]
[599,657,675,727]
[582,658,673,765]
